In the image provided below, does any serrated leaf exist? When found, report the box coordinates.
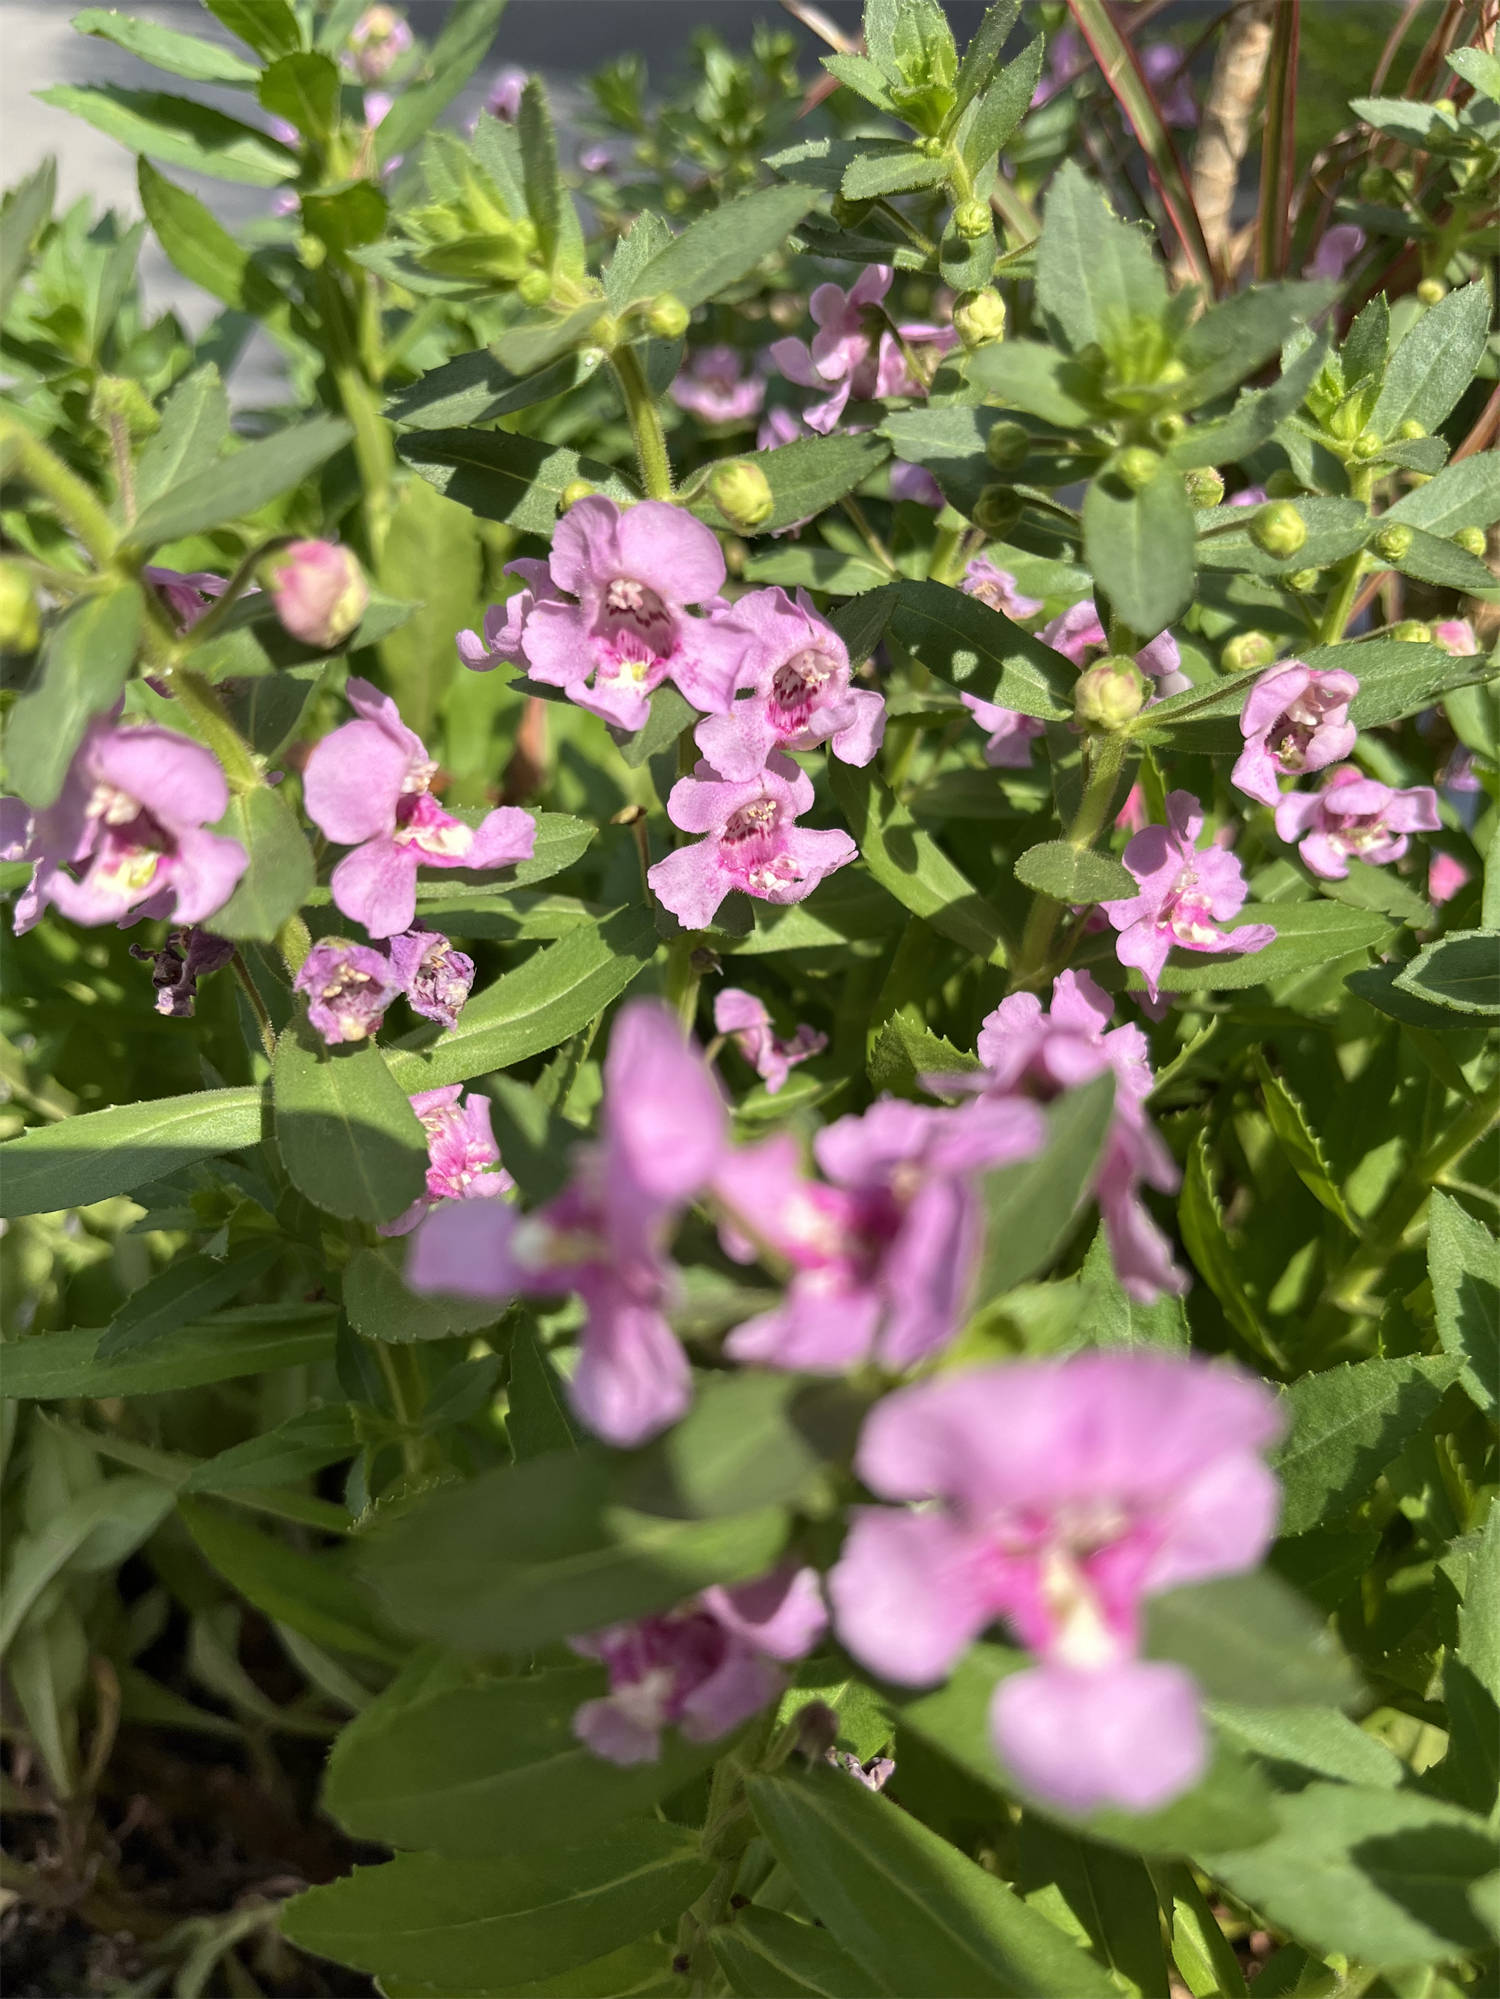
[1179,1129,1270,1358]
[1273,1355,1463,1536]
[1428,1191,1498,1416]
[1126,901,1389,995]
[37,84,297,186]
[180,1498,402,1663]
[688,432,890,538]
[1439,1505,1499,1815]
[0,1086,263,1220]
[1372,282,1492,438]
[72,9,260,83]
[1383,526,1496,592]
[343,1244,501,1344]
[1036,160,1167,355]
[841,147,950,201]
[0,157,56,304]
[623,183,817,313]
[1384,454,1500,536]
[136,364,229,509]
[961,33,1043,173]
[1194,497,1370,578]
[98,1242,281,1360]
[1144,1571,1355,1709]
[181,1407,359,1495]
[1394,928,1500,1017]
[0,1306,334,1402]
[272,1027,428,1225]
[1253,1053,1358,1232]
[713,1906,880,1999]
[6,582,142,810]
[1015,841,1137,903]
[125,415,352,550]
[202,0,301,60]
[821,52,897,114]
[1176,282,1336,408]
[375,0,510,165]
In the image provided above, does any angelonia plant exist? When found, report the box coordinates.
[1,1,1497,1995]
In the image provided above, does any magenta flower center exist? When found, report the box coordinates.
[769,648,836,733]
[718,795,809,897]
[1327,807,1390,853]
[600,577,676,669]
[87,782,169,896]
[1161,865,1220,945]
[597,1611,728,1724]
[394,790,471,859]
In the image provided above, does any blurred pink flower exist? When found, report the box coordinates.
[379,1085,511,1238]
[671,346,765,426]
[714,986,826,1094]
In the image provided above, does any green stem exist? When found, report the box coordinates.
[231,952,277,1062]
[317,266,394,558]
[182,536,296,651]
[610,345,673,501]
[275,912,312,980]
[1011,730,1130,992]
[373,1341,443,1482]
[0,418,118,566]
[169,670,262,794]
[927,522,966,585]
[839,495,898,575]
[1318,466,1376,645]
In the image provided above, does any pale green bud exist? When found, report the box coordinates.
[1250,501,1308,558]
[1116,446,1164,493]
[1391,619,1432,642]
[1286,567,1322,594]
[973,485,1021,535]
[1074,655,1147,731]
[516,268,551,306]
[1221,630,1276,674]
[645,293,690,340]
[1416,277,1447,305]
[1454,526,1487,557]
[1184,466,1225,508]
[1375,522,1413,562]
[953,288,1006,350]
[984,421,1029,472]
[0,559,40,654]
[708,458,775,531]
[953,198,992,240]
[1396,419,1427,441]
[559,479,596,511]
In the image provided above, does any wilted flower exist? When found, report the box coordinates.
[570,1566,827,1765]
[648,753,858,933]
[379,1086,512,1238]
[347,4,411,82]
[143,566,228,632]
[302,677,535,937]
[267,541,369,650]
[130,927,234,1018]
[293,938,400,1044]
[388,925,474,1029]
[456,559,558,671]
[829,1354,1285,1812]
[5,718,247,936]
[671,346,765,426]
[828,1749,896,1790]
[714,987,826,1094]
[1273,766,1440,880]
[769,266,954,435]
[1102,791,1276,1002]
[1231,662,1360,806]
[962,557,1043,622]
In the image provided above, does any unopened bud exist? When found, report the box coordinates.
[1154,412,1188,444]
[1416,277,1447,305]
[1074,655,1147,731]
[1265,470,1302,498]
[1454,526,1487,557]
[1350,429,1385,461]
[645,292,689,340]
[267,541,369,649]
[516,268,551,307]
[1250,501,1307,558]
[708,458,774,532]
[973,484,1021,535]
[1286,567,1322,594]
[559,479,596,511]
[0,559,40,653]
[1184,467,1224,508]
[984,420,1029,471]
[90,374,158,440]
[1391,619,1432,643]
[1432,96,1456,117]
[953,198,991,240]
[918,135,945,158]
[590,312,621,350]
[1397,419,1427,441]
[1116,446,1163,493]
[954,288,1006,350]
[1221,630,1275,674]
[1374,522,1413,562]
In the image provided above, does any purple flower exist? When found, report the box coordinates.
[828,1749,896,1790]
[456,559,558,671]
[1102,791,1276,1003]
[1304,223,1366,282]
[975,972,1186,1302]
[294,938,400,1044]
[1231,662,1360,807]
[130,927,234,1018]
[1273,765,1440,880]
[1227,486,1269,508]
[714,986,826,1094]
[347,4,412,82]
[648,753,858,933]
[302,678,535,938]
[484,65,528,122]
[671,346,766,426]
[713,1096,1043,1372]
[379,1085,512,1238]
[829,1354,1285,1813]
[570,1565,827,1765]
[1141,43,1198,127]
[143,566,228,632]
[517,498,746,730]
[388,925,474,1029]
[408,1001,727,1446]
[1042,600,1189,696]
[960,696,1046,769]
[757,405,804,452]
[769,267,955,435]
[267,541,369,650]
[962,558,1043,623]
[694,587,884,781]
[890,461,944,508]
[6,718,247,936]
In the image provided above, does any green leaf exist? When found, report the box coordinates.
[966,339,1097,428]
[209,785,316,943]
[136,364,230,509]
[0,1086,263,1219]
[623,183,817,311]
[97,1242,281,1360]
[386,906,658,1093]
[869,1015,980,1095]
[1178,1129,1269,1360]
[272,1028,427,1226]
[1176,282,1336,407]
[952,0,1022,117]
[1384,454,1500,536]
[507,1319,583,1457]
[1394,928,1500,1017]
[1035,160,1167,355]
[36,84,297,186]
[1083,464,1196,638]
[0,1476,173,1657]
[1449,44,1500,102]
[1344,961,1479,1032]
[517,79,564,270]
[1209,1704,1402,1792]
[1144,1572,1355,1709]
[1205,1785,1496,1969]
[488,303,608,378]
[279,1823,708,1990]
[840,146,950,200]
[961,34,1043,174]
[1125,901,1390,995]
[1382,525,1496,592]
[1167,337,1328,471]
[137,159,277,319]
[202,0,301,59]
[1253,1053,1358,1232]
[258,51,338,141]
[821,52,897,115]
[324,1662,728,1857]
[974,1073,1115,1302]
[688,432,891,538]
[1270,1526,1381,1614]
[302,179,388,254]
[746,1761,1119,1998]
[181,1407,359,1495]
[343,1242,502,1344]
[713,1906,880,1999]
[395,426,634,535]
[1014,1817,1170,1999]
[0,1309,334,1400]
[0,157,56,305]
[610,684,697,770]
[888,578,1075,718]
[1428,1191,1498,1416]
[125,414,352,550]
[1372,282,1492,438]
[386,349,597,430]
[1273,1355,1463,1537]
[376,0,511,165]
[1439,1505,1499,1816]
[5,582,142,810]
[1194,497,1370,577]
[1014,841,1136,904]
[72,9,261,83]
[1078,1227,1189,1350]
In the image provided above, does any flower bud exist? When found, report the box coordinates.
[0,559,41,654]
[985,420,1029,471]
[708,458,775,531]
[954,288,1006,350]
[1416,277,1447,305]
[953,198,991,240]
[1391,619,1432,643]
[1374,522,1413,562]
[1249,501,1307,558]
[973,485,1021,535]
[268,541,369,650]
[1184,466,1224,508]
[1286,567,1322,594]
[1432,96,1456,117]
[1221,630,1276,674]
[1396,419,1427,441]
[591,312,621,350]
[918,135,946,158]
[1154,412,1188,444]
[1350,428,1385,461]
[1116,446,1163,493]
[1074,655,1147,731]
[645,292,690,340]
[559,479,596,511]
[517,268,551,306]
[1454,526,1487,557]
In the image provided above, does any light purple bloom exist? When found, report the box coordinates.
[143,566,228,632]
[570,1566,827,1766]
[671,346,766,426]
[1273,765,1440,880]
[1141,42,1198,127]
[484,65,528,122]
[347,4,411,83]
[1231,662,1360,807]
[456,559,558,671]
[960,696,1046,769]
[713,1095,1043,1372]
[268,541,369,650]
[962,558,1044,623]
[1304,223,1365,282]
[129,927,234,1019]
[694,587,884,781]
[379,1085,512,1238]
[1432,619,1479,657]
[294,938,400,1044]
[648,753,858,933]
[829,1354,1285,1813]
[518,498,746,731]
[828,1749,896,1790]
[388,925,474,1028]
[6,718,247,936]
[757,405,803,452]
[302,677,535,937]
[1042,600,1189,696]
[714,986,826,1094]
[890,461,944,508]
[409,1001,727,1446]
[1227,486,1269,508]
[1103,791,1276,1003]
[768,266,955,435]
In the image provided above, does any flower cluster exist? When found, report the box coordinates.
[294,924,475,1044]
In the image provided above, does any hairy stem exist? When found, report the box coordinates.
[169,669,263,795]
[0,417,118,567]
[1011,730,1130,991]
[611,345,673,501]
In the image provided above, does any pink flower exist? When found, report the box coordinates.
[962,558,1043,623]
[1304,224,1365,282]
[1274,765,1440,880]
[1227,487,1269,508]
[347,4,411,82]
[975,972,1186,1301]
[517,498,746,730]
[302,677,535,937]
[714,987,826,1094]
[1116,783,1149,836]
[648,753,857,933]
[960,696,1046,769]
[769,267,954,435]
[143,566,228,632]
[456,559,558,671]
[294,938,401,1044]
[570,1565,826,1765]
[694,587,884,780]
[268,541,369,650]
[671,346,766,426]
[1103,791,1276,1003]
[388,925,474,1028]
[408,1001,727,1446]
[1042,600,1188,695]
[890,461,944,508]
[713,1096,1043,1372]
[1231,662,1360,807]
[1429,852,1470,904]
[484,65,528,122]
[1432,619,1479,657]
[6,718,247,936]
[829,1354,1285,1812]
[757,405,803,452]
[379,1086,512,1238]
